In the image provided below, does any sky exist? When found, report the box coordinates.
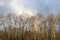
[0,0,60,16]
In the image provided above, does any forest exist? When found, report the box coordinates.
[0,13,60,40]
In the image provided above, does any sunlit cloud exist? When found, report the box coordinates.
[9,0,34,16]
[0,0,60,15]
[0,0,48,16]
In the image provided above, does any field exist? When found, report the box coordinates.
[0,13,60,40]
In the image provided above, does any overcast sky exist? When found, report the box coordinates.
[0,0,60,15]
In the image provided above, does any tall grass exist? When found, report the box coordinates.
[0,13,60,40]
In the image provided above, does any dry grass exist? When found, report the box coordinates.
[0,13,60,40]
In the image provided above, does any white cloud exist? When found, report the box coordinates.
[9,0,49,16]
[9,0,37,16]
[1,0,60,15]
[0,0,49,15]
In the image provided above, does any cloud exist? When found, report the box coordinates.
[0,0,48,15]
[0,0,11,14]
[0,0,4,7]
[9,0,39,16]
[0,0,60,15]
[9,0,50,15]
